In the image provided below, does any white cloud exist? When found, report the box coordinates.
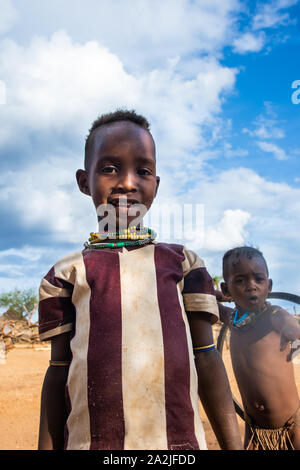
[175,166,300,246]
[232,32,266,53]
[203,209,251,251]
[223,143,249,158]
[0,31,139,136]
[194,167,300,215]
[0,30,237,168]
[0,80,6,104]
[0,244,80,293]
[252,0,298,30]
[0,154,96,243]
[244,123,285,139]
[0,0,18,35]
[0,246,43,262]
[9,0,242,70]
[243,103,286,146]
[257,140,289,160]
[230,1,298,56]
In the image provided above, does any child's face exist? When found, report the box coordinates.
[77,121,160,229]
[221,256,272,313]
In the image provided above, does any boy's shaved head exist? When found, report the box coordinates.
[84,109,154,171]
[223,246,269,282]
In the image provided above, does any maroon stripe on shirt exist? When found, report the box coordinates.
[44,266,75,291]
[182,267,215,295]
[83,249,125,450]
[38,297,75,336]
[154,243,200,450]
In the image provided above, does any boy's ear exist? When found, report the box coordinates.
[76,169,91,196]
[268,279,273,293]
[155,176,160,196]
[220,281,231,299]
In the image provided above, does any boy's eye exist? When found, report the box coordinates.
[101,166,118,174]
[137,168,152,176]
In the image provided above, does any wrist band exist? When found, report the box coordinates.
[193,343,216,353]
[49,360,71,367]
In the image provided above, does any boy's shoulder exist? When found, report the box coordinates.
[44,249,84,283]
[265,302,289,316]
[53,249,84,268]
[154,241,206,271]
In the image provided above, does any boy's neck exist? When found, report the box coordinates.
[234,301,268,316]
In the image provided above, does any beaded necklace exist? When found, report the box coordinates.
[230,302,269,331]
[84,226,157,250]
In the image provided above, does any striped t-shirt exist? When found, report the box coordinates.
[39,242,219,450]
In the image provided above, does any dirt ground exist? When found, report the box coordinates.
[0,345,299,451]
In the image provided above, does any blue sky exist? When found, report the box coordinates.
[0,0,299,308]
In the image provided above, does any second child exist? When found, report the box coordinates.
[220,246,300,450]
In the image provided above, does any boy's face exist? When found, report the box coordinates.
[77,121,160,229]
[221,256,272,313]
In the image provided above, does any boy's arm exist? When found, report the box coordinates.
[38,332,72,450]
[187,311,243,450]
[270,307,300,357]
[217,302,234,325]
[214,289,233,325]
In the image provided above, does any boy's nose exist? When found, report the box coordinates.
[246,279,257,291]
[117,172,138,192]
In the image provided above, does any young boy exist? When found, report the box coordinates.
[220,246,300,450]
[38,109,242,450]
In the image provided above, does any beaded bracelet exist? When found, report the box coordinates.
[193,343,216,354]
[49,360,71,367]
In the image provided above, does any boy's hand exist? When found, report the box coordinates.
[279,316,300,361]
[214,289,232,303]
[289,339,300,363]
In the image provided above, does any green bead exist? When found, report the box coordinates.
[84,227,156,250]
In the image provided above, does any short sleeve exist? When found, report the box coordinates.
[182,248,219,324]
[38,265,75,341]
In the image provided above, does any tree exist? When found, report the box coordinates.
[0,288,38,324]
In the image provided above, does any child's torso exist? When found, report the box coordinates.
[229,306,299,428]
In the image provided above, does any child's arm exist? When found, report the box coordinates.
[38,332,72,450]
[187,312,243,450]
[214,289,233,325]
[270,307,300,357]
[217,302,234,325]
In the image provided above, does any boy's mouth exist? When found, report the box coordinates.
[246,295,266,311]
[247,295,261,307]
[108,198,145,221]
[248,295,258,302]
[109,197,140,208]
